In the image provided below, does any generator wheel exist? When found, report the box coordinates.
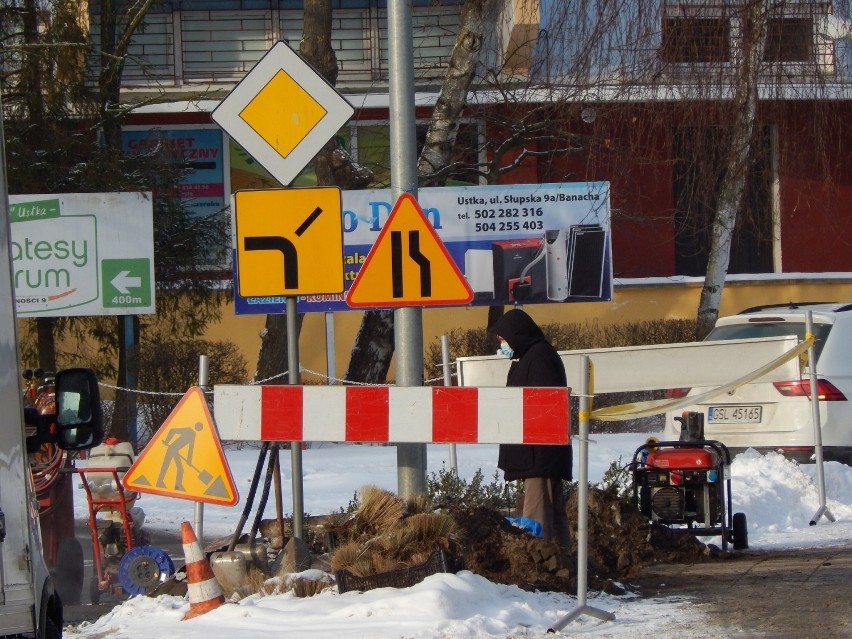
[54,537,84,605]
[89,576,101,605]
[732,512,749,550]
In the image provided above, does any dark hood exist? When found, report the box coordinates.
[491,309,545,358]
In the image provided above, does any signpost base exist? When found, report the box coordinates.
[547,604,616,634]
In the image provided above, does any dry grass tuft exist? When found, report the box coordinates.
[404,512,455,541]
[379,512,454,555]
[244,565,278,596]
[346,554,379,577]
[284,572,335,598]
[354,485,405,533]
[292,578,333,598]
[406,493,432,514]
[329,540,360,572]
[329,488,457,582]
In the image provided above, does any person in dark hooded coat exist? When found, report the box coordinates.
[492,308,571,550]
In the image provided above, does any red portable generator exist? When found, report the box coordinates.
[630,411,748,551]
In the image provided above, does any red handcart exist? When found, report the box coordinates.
[72,441,174,603]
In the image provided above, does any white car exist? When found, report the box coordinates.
[663,302,852,464]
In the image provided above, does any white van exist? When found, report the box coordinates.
[2,153,103,636]
[664,302,852,464]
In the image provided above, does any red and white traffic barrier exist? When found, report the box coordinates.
[214,385,570,444]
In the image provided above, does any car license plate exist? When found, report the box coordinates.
[708,405,762,424]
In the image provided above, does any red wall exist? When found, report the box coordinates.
[487,100,852,278]
[775,101,852,272]
[132,98,852,278]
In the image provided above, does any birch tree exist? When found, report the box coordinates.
[344,0,845,373]
[696,0,770,337]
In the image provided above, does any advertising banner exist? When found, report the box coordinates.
[122,126,229,268]
[10,192,155,317]
[234,181,611,314]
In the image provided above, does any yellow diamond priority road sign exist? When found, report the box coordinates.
[212,41,354,187]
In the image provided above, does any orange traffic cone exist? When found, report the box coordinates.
[181,521,226,620]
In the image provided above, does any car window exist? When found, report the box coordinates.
[706,322,831,361]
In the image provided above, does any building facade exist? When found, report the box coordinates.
[104,0,852,285]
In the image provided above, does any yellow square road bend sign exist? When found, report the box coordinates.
[211,41,354,187]
[235,187,344,296]
[123,387,238,506]
[346,193,473,307]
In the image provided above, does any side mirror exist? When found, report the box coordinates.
[54,368,104,450]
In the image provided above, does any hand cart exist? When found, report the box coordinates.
[71,449,174,603]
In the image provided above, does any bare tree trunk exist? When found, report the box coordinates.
[254,0,375,384]
[96,2,153,443]
[696,0,768,339]
[418,0,497,186]
[98,0,154,148]
[254,313,305,383]
[36,318,56,373]
[344,310,395,383]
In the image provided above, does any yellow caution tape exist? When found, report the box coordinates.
[578,410,592,421]
[589,335,814,422]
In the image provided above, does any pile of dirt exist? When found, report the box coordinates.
[178,487,714,599]
[449,488,708,594]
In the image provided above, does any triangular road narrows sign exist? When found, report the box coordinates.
[123,387,239,506]
[345,193,473,307]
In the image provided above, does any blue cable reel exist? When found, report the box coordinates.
[118,546,175,596]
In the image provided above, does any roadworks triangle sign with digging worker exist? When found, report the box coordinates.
[123,387,239,506]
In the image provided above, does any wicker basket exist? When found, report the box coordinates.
[335,550,450,594]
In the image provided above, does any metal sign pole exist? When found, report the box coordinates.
[326,311,335,385]
[195,354,209,542]
[287,296,305,538]
[806,310,835,526]
[548,356,614,633]
[388,0,426,497]
[441,335,458,475]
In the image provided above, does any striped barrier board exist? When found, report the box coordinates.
[213,385,570,444]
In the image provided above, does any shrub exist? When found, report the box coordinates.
[134,339,248,445]
[425,318,697,375]
[426,463,512,512]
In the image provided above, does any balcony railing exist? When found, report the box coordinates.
[97,5,461,93]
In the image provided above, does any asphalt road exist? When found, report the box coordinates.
[627,544,852,638]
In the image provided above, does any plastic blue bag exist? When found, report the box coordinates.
[505,516,543,537]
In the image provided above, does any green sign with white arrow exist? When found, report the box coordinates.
[102,258,152,308]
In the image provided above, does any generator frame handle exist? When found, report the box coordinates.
[630,439,732,467]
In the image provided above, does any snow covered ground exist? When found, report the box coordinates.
[66,433,852,638]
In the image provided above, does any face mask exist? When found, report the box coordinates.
[499,342,514,359]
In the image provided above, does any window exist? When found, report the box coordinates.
[764,17,813,63]
[350,122,483,188]
[661,16,730,63]
[672,126,774,276]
